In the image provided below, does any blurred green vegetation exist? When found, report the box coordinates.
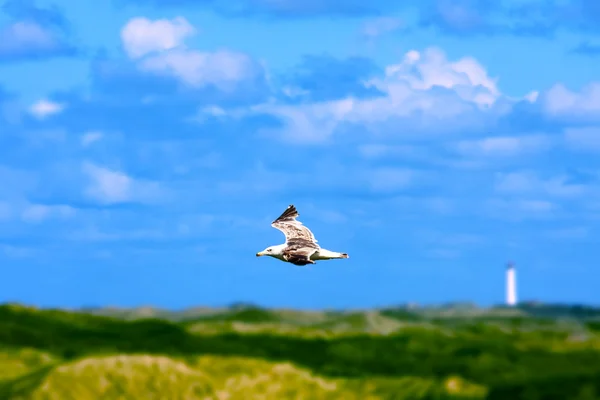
[0,302,599,399]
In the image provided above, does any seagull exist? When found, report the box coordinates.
[256,204,349,266]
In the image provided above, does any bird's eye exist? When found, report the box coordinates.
[267,249,272,252]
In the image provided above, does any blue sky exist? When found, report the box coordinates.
[1,0,600,310]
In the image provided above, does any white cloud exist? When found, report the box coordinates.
[83,163,132,203]
[517,199,555,212]
[121,17,195,59]
[375,47,500,106]
[214,161,419,198]
[29,99,64,119]
[120,17,259,90]
[140,49,259,89]
[494,171,587,198]
[252,98,354,143]
[358,144,423,159]
[281,86,309,98]
[83,162,166,204]
[486,198,557,219]
[81,131,103,147]
[0,244,36,258]
[361,17,403,39]
[0,196,75,223]
[251,47,506,143]
[564,127,600,151]
[190,106,228,125]
[69,227,167,242]
[543,82,600,119]
[524,90,539,103]
[21,204,75,223]
[201,105,226,117]
[494,172,532,193]
[82,163,162,205]
[455,135,550,157]
[0,21,56,53]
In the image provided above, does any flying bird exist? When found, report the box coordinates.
[256,205,349,266]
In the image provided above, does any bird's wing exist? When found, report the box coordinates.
[271,205,319,247]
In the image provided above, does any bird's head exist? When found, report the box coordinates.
[256,245,284,258]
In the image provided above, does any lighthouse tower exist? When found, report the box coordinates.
[506,261,517,306]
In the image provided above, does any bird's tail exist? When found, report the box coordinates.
[316,249,349,260]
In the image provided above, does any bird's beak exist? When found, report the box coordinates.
[256,252,264,257]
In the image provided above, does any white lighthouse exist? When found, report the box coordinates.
[506,262,517,306]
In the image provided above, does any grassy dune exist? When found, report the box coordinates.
[0,303,599,399]
[1,353,487,400]
[0,348,57,381]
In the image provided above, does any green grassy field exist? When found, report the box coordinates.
[1,302,599,399]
